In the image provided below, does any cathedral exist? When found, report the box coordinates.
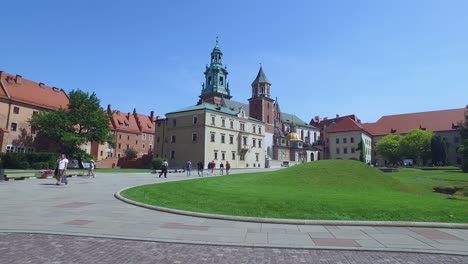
[154,40,321,168]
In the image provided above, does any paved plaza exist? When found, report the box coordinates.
[1,169,468,263]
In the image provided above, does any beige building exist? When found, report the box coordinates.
[154,103,265,169]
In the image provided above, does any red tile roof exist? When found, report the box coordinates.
[325,116,370,135]
[310,114,359,129]
[0,72,69,110]
[364,108,467,136]
[110,111,140,134]
[135,113,155,134]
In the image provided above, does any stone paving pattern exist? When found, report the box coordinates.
[1,169,468,260]
[1,233,468,264]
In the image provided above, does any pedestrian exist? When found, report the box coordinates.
[226,161,231,175]
[219,162,224,175]
[210,160,215,175]
[88,160,95,178]
[58,154,69,185]
[54,156,60,185]
[186,160,192,177]
[197,161,204,177]
[159,159,168,178]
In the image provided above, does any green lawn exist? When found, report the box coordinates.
[122,160,468,223]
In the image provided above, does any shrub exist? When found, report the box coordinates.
[18,161,30,170]
[32,163,43,170]
[0,152,59,169]
[125,148,138,159]
[152,157,163,169]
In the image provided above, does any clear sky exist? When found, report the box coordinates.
[2,0,467,123]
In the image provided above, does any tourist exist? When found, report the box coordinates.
[226,161,231,175]
[159,159,168,178]
[58,154,69,185]
[210,160,215,175]
[197,161,204,177]
[54,156,61,185]
[88,160,95,178]
[219,162,224,175]
[186,160,192,176]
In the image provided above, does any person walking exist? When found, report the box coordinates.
[197,161,204,177]
[88,160,96,178]
[58,154,69,185]
[186,160,192,177]
[226,161,231,175]
[219,162,224,175]
[210,160,215,175]
[54,156,61,185]
[159,159,168,178]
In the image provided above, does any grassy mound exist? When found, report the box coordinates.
[122,160,468,222]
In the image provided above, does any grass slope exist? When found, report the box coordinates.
[122,160,468,223]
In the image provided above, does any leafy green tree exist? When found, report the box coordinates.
[431,135,448,166]
[125,148,138,159]
[376,134,402,165]
[356,139,366,163]
[400,129,433,165]
[30,89,113,166]
[152,157,163,169]
[459,112,468,172]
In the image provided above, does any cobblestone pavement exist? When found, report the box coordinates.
[1,233,467,264]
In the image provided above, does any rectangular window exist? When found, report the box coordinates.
[344,147,348,154]
[336,148,340,154]
[351,148,355,153]
[172,119,177,127]
[119,134,122,139]
[192,133,198,142]
[118,143,121,149]
[149,144,153,151]
[336,138,339,144]
[126,144,129,149]
[232,152,236,160]
[350,137,354,143]
[171,151,175,159]
[136,140,138,145]
[240,153,245,161]
[221,119,226,127]
[127,135,130,140]
[13,107,19,114]
[243,137,247,145]
[230,120,234,129]
[343,138,347,143]
[214,151,218,160]
[142,144,145,149]
[256,153,259,162]
[259,127,262,134]
[221,134,225,144]
[252,138,256,147]
[149,135,153,141]
[240,123,245,131]
[171,135,176,143]
[258,140,262,148]
[229,135,234,144]
[11,123,17,132]
[211,116,216,125]
[253,126,256,133]
[222,152,225,160]
[210,133,215,142]
[142,134,147,140]
[193,116,198,124]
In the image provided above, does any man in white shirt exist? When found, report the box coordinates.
[58,154,69,185]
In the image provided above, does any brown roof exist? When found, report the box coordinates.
[364,108,467,136]
[135,113,155,134]
[0,71,69,110]
[326,116,370,135]
[110,111,140,134]
[310,114,359,129]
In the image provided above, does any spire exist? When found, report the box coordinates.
[252,66,271,85]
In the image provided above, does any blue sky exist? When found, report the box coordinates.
[2,0,467,123]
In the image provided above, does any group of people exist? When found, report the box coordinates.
[158,159,232,179]
[53,154,96,186]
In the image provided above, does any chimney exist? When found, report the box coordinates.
[314,115,320,122]
[6,76,13,84]
[336,114,339,118]
[15,75,22,84]
[133,108,137,114]
[39,82,45,88]
[150,111,154,120]
[127,112,131,119]
[107,104,112,113]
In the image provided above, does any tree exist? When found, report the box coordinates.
[400,128,433,165]
[459,111,468,172]
[431,135,448,166]
[356,139,366,163]
[30,89,113,166]
[376,134,402,165]
[125,148,138,159]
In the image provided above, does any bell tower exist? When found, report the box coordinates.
[199,37,231,105]
[248,66,275,133]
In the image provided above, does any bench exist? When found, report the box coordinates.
[4,172,36,181]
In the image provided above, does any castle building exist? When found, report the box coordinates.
[154,40,321,168]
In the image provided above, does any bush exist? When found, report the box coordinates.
[125,148,138,159]
[152,157,163,169]
[0,152,59,169]
[32,162,43,170]
[18,161,30,170]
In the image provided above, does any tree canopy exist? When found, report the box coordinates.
[400,129,433,165]
[375,134,402,165]
[30,89,113,162]
[459,112,468,172]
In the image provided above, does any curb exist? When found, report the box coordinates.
[115,186,468,229]
[2,230,468,256]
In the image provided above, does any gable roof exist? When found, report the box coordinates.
[0,71,69,110]
[365,108,467,136]
[326,116,370,135]
[110,111,140,133]
[135,113,155,134]
[310,114,359,130]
